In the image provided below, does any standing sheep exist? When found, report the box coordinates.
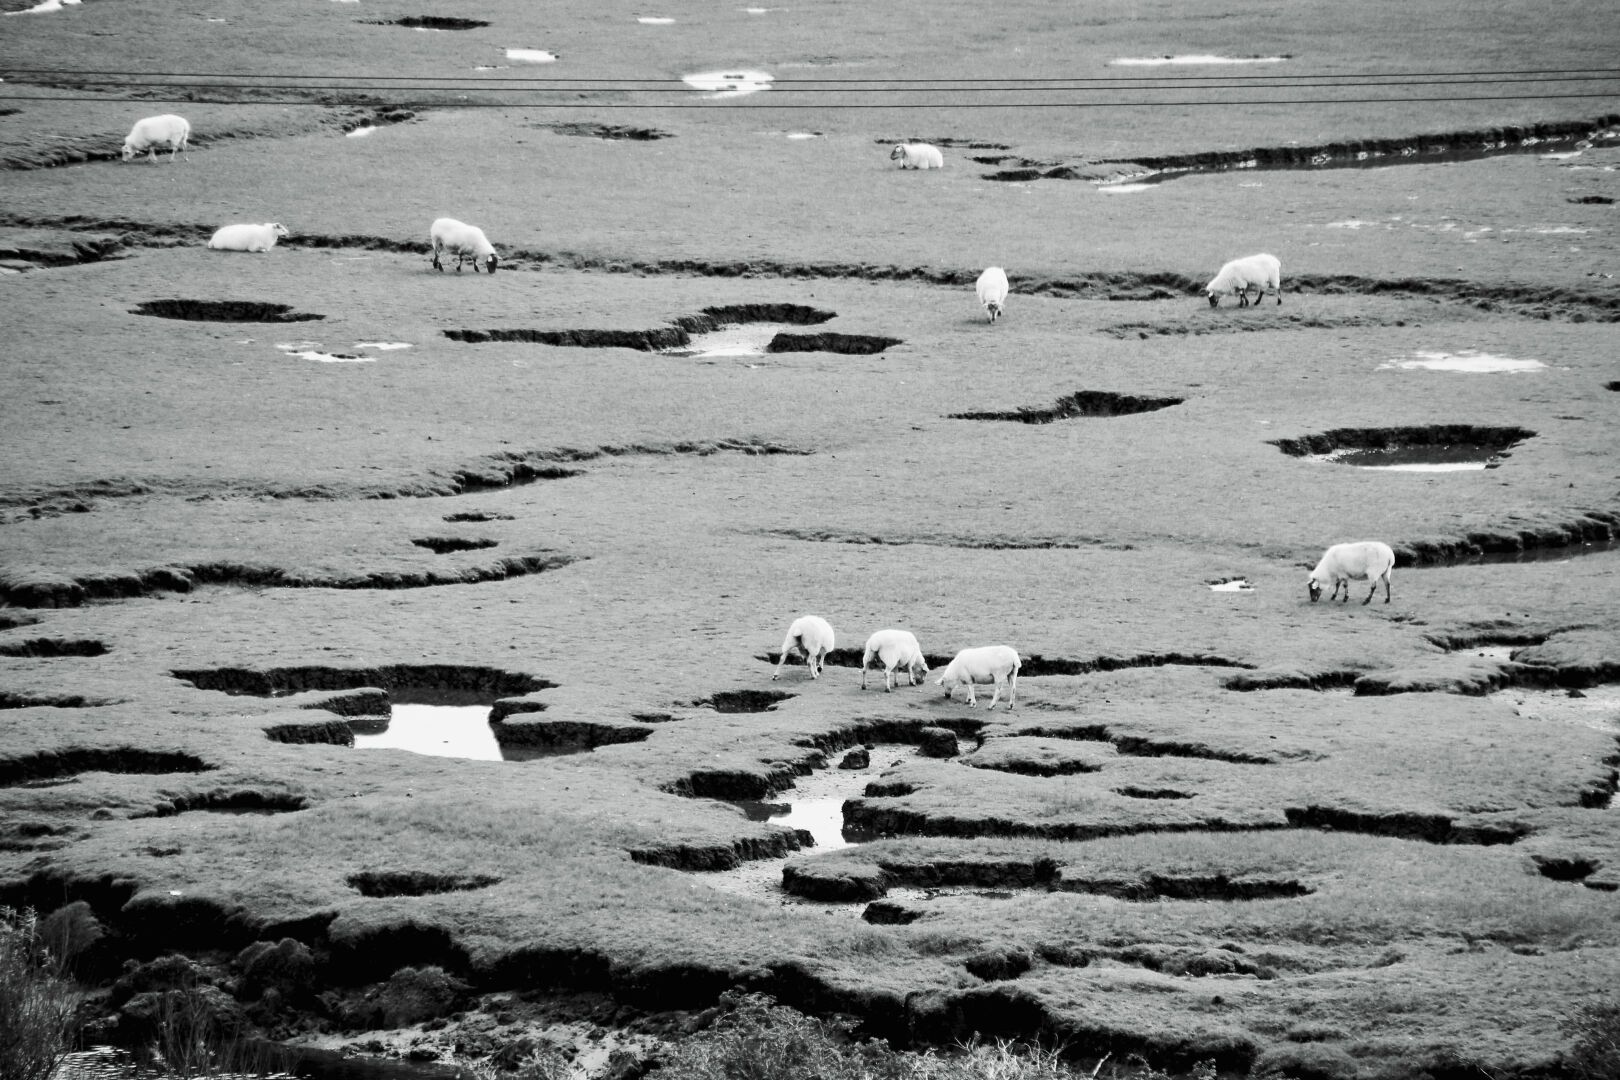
[975,266,1009,323]
[772,615,835,681]
[206,223,290,253]
[861,629,929,691]
[1308,541,1395,605]
[890,142,944,170]
[121,114,190,163]
[1205,252,1281,307]
[430,217,500,274]
[935,645,1020,710]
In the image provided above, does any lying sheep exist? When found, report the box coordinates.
[122,114,190,163]
[1205,252,1281,308]
[430,217,499,274]
[935,645,1020,710]
[861,629,928,692]
[206,223,290,253]
[1308,541,1395,605]
[772,615,835,681]
[890,142,944,170]
[975,266,1009,323]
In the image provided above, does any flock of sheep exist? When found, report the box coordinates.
[770,541,1391,707]
[115,115,1395,684]
[773,616,1022,711]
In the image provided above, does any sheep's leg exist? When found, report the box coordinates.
[885,664,896,692]
[963,681,977,707]
[1381,573,1392,604]
[1007,671,1017,709]
[1362,582,1377,605]
[860,656,870,690]
[772,635,799,681]
[809,647,823,679]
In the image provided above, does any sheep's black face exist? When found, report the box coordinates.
[1206,292,1219,308]
[1307,579,1322,602]
[483,254,499,274]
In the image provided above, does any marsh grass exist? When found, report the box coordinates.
[0,907,81,1080]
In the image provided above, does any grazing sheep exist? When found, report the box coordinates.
[430,217,499,274]
[935,645,1020,710]
[206,223,290,253]
[1308,541,1395,605]
[890,142,944,170]
[975,266,1009,323]
[121,114,190,163]
[772,615,835,681]
[1205,252,1281,308]
[861,629,929,691]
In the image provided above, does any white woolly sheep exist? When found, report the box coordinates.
[122,114,190,163]
[430,217,499,274]
[890,142,944,170]
[206,223,290,253]
[975,266,1009,323]
[772,615,835,681]
[1205,252,1281,308]
[1308,541,1395,605]
[861,629,928,692]
[935,645,1020,710]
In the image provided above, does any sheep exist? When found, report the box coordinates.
[772,615,835,681]
[975,266,1009,323]
[1205,252,1281,308]
[890,142,944,170]
[1307,541,1395,605]
[860,629,929,692]
[206,223,290,253]
[121,114,190,163]
[430,217,499,274]
[935,645,1020,710]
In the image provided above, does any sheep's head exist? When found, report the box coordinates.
[1307,576,1323,602]
[270,223,290,239]
[482,253,499,274]
[120,141,137,161]
[1206,289,1220,308]
[985,301,1003,322]
[889,144,905,160]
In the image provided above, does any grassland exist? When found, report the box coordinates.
[1,0,1618,1077]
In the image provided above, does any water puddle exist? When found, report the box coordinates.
[661,322,791,359]
[345,126,376,138]
[1304,444,1514,471]
[1208,579,1255,592]
[1473,538,1618,564]
[1492,683,1620,734]
[701,745,920,905]
[275,341,372,363]
[638,16,674,23]
[5,0,81,15]
[352,698,566,762]
[1379,350,1547,374]
[356,341,411,351]
[1109,55,1287,66]
[1098,182,1152,194]
[786,132,821,140]
[507,48,557,63]
[683,69,773,97]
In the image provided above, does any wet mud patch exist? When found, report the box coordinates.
[171,664,551,700]
[1115,786,1197,800]
[535,122,672,140]
[131,300,324,323]
[366,16,489,29]
[137,790,308,818]
[950,390,1183,423]
[0,691,114,709]
[0,748,212,787]
[446,304,838,353]
[490,717,652,757]
[348,871,503,897]
[766,331,901,355]
[0,637,108,657]
[1270,425,1534,471]
[441,511,514,523]
[701,689,794,713]
[1223,669,1363,692]
[410,537,499,554]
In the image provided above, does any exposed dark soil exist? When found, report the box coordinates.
[949,391,1184,423]
[171,665,553,699]
[368,16,489,30]
[410,537,500,554]
[0,748,212,787]
[535,122,674,140]
[1269,424,1536,459]
[766,332,902,355]
[130,300,325,323]
[348,871,503,897]
[0,638,108,657]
